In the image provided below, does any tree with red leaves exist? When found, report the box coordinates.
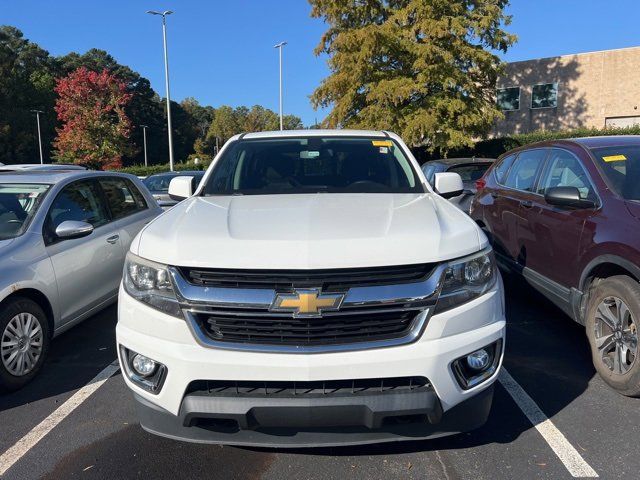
[53,67,133,169]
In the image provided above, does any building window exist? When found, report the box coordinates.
[531,83,558,109]
[496,87,520,111]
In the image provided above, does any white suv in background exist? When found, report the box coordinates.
[117,130,505,447]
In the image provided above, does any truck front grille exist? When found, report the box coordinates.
[185,376,431,398]
[179,263,435,290]
[191,307,422,347]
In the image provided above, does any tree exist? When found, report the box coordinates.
[309,0,516,152]
[58,49,165,166]
[53,67,133,169]
[0,26,57,164]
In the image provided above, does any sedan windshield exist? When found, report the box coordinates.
[0,183,50,240]
[201,137,423,195]
[591,146,640,200]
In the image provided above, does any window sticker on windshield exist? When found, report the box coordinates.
[379,147,389,154]
[602,154,627,162]
[372,140,393,147]
[300,150,320,159]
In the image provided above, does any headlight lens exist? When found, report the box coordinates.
[123,252,182,318]
[435,249,497,313]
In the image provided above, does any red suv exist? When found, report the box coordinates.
[471,136,640,396]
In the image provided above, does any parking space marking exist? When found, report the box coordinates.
[499,368,598,478]
[0,361,120,477]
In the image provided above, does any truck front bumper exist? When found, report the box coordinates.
[133,383,494,447]
[117,275,505,447]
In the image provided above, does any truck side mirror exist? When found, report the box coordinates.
[433,172,464,199]
[168,176,194,201]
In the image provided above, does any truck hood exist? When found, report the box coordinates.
[135,193,485,269]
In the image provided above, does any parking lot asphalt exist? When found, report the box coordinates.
[1,279,639,480]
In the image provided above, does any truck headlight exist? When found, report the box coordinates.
[435,249,497,313]
[123,252,182,318]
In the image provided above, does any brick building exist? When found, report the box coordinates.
[493,46,640,136]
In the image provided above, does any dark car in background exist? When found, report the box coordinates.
[471,136,640,396]
[421,158,494,212]
[142,171,205,209]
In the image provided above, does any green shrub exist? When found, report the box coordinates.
[413,125,640,162]
[116,159,210,177]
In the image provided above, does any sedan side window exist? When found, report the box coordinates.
[45,181,109,244]
[99,178,147,220]
[538,150,596,201]
[494,154,517,184]
[504,150,547,192]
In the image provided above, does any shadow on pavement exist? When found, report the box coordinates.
[0,305,118,412]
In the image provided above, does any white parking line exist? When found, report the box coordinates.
[0,361,119,477]
[499,368,598,478]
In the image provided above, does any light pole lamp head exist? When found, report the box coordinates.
[274,41,287,49]
[147,10,173,17]
[30,109,44,114]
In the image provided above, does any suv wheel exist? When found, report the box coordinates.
[0,297,50,392]
[586,275,640,397]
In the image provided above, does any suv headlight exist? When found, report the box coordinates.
[123,252,182,318]
[435,249,497,313]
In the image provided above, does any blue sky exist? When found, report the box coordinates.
[3,1,640,126]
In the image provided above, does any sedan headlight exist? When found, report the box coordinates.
[435,249,497,313]
[123,252,182,318]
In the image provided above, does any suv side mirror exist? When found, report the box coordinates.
[55,220,94,240]
[544,186,596,209]
[168,176,194,201]
[433,172,464,199]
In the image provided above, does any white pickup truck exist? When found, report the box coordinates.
[117,130,505,447]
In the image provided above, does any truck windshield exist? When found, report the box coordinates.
[0,183,50,240]
[201,137,424,195]
[591,146,640,200]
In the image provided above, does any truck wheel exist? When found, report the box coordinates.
[0,297,50,392]
[585,276,640,397]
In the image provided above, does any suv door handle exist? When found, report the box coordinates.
[106,234,120,244]
[520,200,534,208]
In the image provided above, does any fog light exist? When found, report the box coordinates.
[452,339,502,390]
[119,346,167,394]
[466,349,490,371]
[132,354,157,377]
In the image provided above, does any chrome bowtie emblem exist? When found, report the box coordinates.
[270,289,344,317]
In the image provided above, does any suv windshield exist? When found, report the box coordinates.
[591,146,640,200]
[0,183,50,240]
[201,137,423,195]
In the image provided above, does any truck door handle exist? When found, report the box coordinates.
[520,200,534,208]
[106,234,120,244]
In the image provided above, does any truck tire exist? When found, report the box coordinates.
[585,275,640,397]
[0,297,50,392]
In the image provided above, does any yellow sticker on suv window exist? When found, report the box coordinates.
[602,154,627,162]
[372,140,393,147]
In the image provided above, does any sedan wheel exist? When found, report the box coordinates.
[594,296,638,375]
[1,312,44,376]
[0,297,50,392]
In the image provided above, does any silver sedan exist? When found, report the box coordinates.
[0,170,161,391]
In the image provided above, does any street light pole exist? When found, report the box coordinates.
[147,10,175,171]
[30,110,44,164]
[140,125,149,167]
[274,41,287,131]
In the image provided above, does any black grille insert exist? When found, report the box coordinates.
[179,264,435,290]
[193,308,422,346]
[186,376,431,398]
